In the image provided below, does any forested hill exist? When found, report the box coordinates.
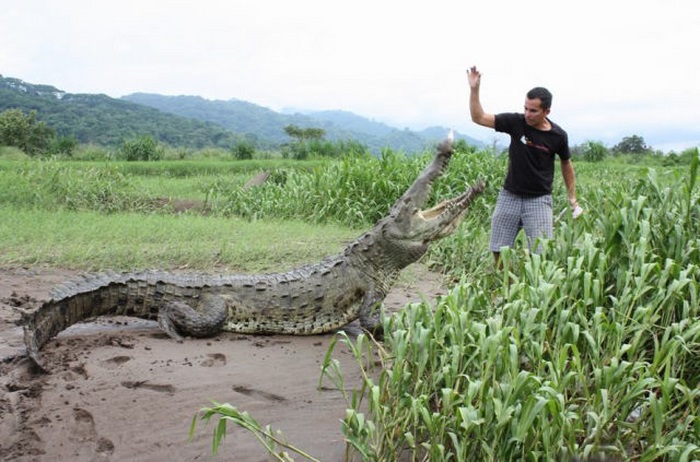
[122,93,483,152]
[122,93,362,147]
[0,75,483,152]
[0,76,237,148]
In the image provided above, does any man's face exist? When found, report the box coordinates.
[524,98,550,128]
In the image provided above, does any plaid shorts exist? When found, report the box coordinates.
[489,189,553,253]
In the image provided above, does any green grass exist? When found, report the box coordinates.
[1,149,483,274]
[0,207,358,272]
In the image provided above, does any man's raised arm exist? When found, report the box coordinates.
[467,66,496,128]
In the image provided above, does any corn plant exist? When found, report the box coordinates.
[195,150,700,461]
[322,150,700,461]
[207,145,498,229]
[190,402,321,461]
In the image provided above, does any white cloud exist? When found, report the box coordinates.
[1,0,698,151]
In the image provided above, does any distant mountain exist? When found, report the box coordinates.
[122,93,358,148]
[291,109,483,148]
[123,94,484,153]
[293,109,395,138]
[0,74,484,153]
[0,75,237,148]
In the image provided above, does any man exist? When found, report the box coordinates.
[467,65,582,266]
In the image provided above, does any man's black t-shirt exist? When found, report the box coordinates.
[495,113,571,197]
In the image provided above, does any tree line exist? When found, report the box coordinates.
[1,106,696,165]
[0,108,370,160]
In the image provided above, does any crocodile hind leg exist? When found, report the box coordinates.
[157,293,228,340]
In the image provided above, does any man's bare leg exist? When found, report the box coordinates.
[493,251,502,270]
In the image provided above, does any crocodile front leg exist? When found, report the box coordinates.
[157,293,228,340]
[359,289,385,340]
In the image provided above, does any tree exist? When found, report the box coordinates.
[49,136,78,157]
[612,135,650,155]
[283,125,327,160]
[283,124,325,142]
[0,109,55,155]
[117,135,164,161]
[231,139,255,160]
[579,140,608,162]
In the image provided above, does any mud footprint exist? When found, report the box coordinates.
[72,408,95,442]
[232,385,286,402]
[101,355,132,370]
[121,380,176,394]
[71,408,115,456]
[200,353,227,367]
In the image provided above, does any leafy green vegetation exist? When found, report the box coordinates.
[206,144,497,228]
[192,150,700,461]
[2,144,698,461]
[0,109,54,155]
[314,151,700,461]
[0,157,358,272]
[190,403,320,461]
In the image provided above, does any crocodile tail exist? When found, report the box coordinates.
[22,272,129,369]
[23,303,59,370]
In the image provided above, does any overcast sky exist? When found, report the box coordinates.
[1,0,698,152]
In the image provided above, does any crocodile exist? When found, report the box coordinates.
[23,136,485,369]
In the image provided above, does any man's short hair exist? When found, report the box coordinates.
[527,87,553,110]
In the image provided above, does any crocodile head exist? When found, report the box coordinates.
[353,137,486,270]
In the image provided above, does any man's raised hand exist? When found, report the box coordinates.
[467,66,482,89]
